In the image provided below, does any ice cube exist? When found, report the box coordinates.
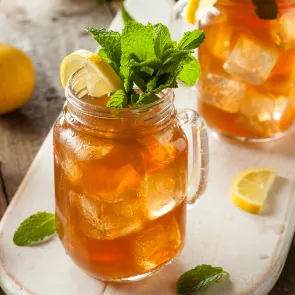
[263,75,295,98]
[270,10,295,50]
[80,161,145,203]
[200,73,245,113]
[71,192,144,240]
[63,159,82,183]
[144,168,186,220]
[262,50,295,97]
[210,24,233,60]
[237,90,289,136]
[71,140,146,203]
[139,126,186,172]
[60,129,113,161]
[133,218,181,271]
[223,36,279,85]
[78,144,113,161]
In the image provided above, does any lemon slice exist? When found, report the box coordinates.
[231,167,277,214]
[60,49,123,97]
[186,0,217,25]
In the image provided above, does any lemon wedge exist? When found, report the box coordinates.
[186,0,217,25]
[231,167,277,214]
[60,49,123,97]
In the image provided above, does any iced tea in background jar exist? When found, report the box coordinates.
[175,0,295,141]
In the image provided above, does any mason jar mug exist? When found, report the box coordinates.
[53,68,209,282]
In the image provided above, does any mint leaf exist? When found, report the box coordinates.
[85,27,121,73]
[108,89,128,108]
[13,212,56,246]
[153,23,174,59]
[120,65,133,92]
[130,91,139,104]
[120,22,157,93]
[131,71,146,91]
[178,56,200,86]
[177,30,205,50]
[98,49,115,66]
[121,22,156,66]
[135,92,158,106]
[121,2,135,24]
[130,58,162,71]
[147,73,178,93]
[163,48,190,65]
[176,265,229,295]
[148,50,188,93]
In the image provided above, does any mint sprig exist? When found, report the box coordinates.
[176,265,229,295]
[13,212,56,246]
[85,21,205,108]
[107,89,128,108]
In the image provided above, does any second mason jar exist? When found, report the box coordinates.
[197,0,295,141]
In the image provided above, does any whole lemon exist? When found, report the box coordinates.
[0,44,35,114]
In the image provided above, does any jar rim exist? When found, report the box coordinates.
[65,67,174,119]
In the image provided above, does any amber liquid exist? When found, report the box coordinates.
[198,2,295,139]
[54,102,188,280]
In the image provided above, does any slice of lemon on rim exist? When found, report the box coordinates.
[60,49,123,97]
[231,167,277,214]
[186,0,217,25]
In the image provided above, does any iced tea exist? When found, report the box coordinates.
[54,92,189,280]
[198,0,295,140]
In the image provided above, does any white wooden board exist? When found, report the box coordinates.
[1,0,295,294]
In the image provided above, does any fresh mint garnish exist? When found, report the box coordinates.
[107,89,128,108]
[177,30,206,51]
[135,92,159,106]
[86,22,205,108]
[153,23,175,59]
[13,212,56,246]
[121,22,157,66]
[86,28,122,74]
[176,265,229,295]
[121,2,135,24]
[178,55,201,87]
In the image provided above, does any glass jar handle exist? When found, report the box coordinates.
[177,108,209,208]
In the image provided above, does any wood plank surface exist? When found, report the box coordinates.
[0,0,294,294]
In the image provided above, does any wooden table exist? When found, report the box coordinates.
[0,0,294,294]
